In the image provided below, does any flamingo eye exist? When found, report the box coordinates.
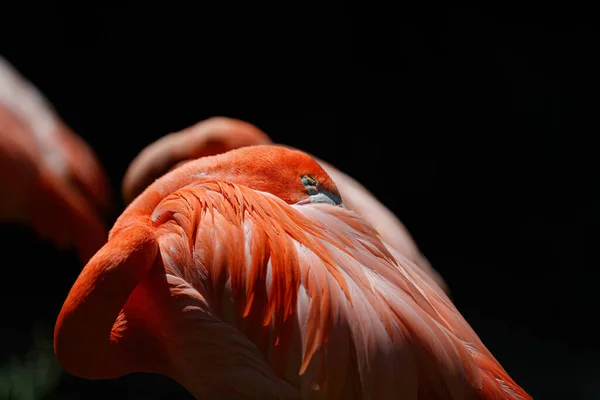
[300,175,342,206]
[301,175,318,187]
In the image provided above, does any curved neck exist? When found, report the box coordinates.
[54,221,158,379]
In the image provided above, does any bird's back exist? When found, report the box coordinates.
[120,177,531,400]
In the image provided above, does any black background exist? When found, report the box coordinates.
[1,4,599,400]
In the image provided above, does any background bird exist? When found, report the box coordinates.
[122,117,448,294]
[55,145,530,399]
[0,56,111,263]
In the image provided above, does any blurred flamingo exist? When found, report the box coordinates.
[55,144,530,399]
[0,56,111,263]
[122,117,447,293]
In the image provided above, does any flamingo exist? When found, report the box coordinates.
[122,117,448,293]
[55,144,530,399]
[0,56,110,263]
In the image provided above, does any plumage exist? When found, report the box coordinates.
[55,145,530,399]
[0,56,110,262]
[121,117,448,293]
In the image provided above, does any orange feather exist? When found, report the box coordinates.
[55,145,531,399]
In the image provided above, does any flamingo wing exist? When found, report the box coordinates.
[103,180,528,399]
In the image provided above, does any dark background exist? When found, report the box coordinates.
[1,4,598,400]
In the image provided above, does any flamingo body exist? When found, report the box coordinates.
[55,145,529,399]
[0,57,110,262]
